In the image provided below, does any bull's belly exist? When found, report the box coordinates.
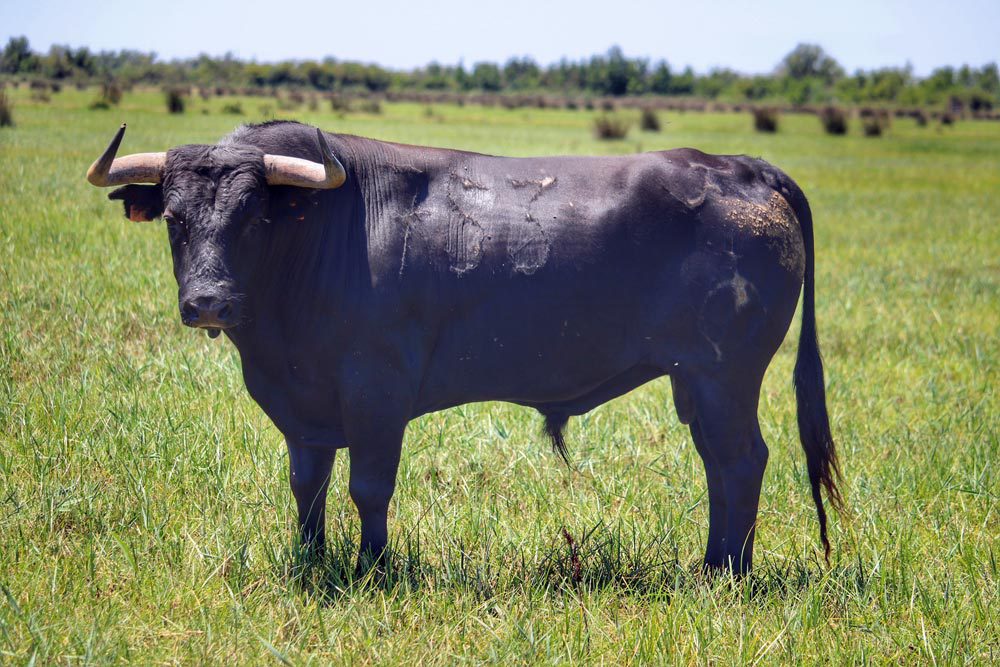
[412,290,686,414]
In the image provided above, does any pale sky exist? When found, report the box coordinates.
[2,0,997,76]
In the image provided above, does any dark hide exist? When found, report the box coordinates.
[106,120,840,573]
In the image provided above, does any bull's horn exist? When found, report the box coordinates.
[87,123,166,186]
[263,129,346,189]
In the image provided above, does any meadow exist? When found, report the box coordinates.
[0,87,997,664]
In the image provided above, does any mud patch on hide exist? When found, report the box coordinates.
[721,192,804,273]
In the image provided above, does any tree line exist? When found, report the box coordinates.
[2,37,997,109]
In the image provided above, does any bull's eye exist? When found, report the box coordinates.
[165,215,188,244]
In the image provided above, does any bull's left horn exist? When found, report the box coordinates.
[87,123,166,186]
[263,129,346,189]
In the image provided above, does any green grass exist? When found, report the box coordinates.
[1,86,997,664]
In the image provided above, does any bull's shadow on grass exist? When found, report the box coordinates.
[275,522,833,604]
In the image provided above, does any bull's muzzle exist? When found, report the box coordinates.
[180,295,242,330]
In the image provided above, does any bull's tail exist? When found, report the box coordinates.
[787,183,843,562]
[544,412,570,464]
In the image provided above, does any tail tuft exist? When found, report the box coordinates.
[543,413,570,463]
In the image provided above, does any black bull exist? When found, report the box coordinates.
[90,120,841,574]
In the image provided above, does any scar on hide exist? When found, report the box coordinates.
[697,268,760,362]
[459,176,489,190]
[397,194,432,279]
[663,165,716,210]
[703,334,723,362]
[731,270,751,310]
[388,160,424,175]
[507,175,555,274]
[445,171,486,275]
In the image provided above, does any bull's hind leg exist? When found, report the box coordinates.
[686,373,769,574]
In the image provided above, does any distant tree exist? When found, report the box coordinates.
[419,62,451,90]
[0,38,994,110]
[668,66,696,95]
[977,63,999,94]
[41,46,76,79]
[649,61,672,95]
[741,75,777,101]
[778,43,844,84]
[503,57,540,90]
[471,62,502,91]
[697,68,740,99]
[1,36,37,74]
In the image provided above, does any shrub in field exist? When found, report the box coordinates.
[752,107,779,133]
[221,102,244,115]
[28,79,52,103]
[166,88,186,114]
[277,96,301,111]
[307,94,319,111]
[819,106,848,135]
[593,114,630,140]
[640,107,661,132]
[860,108,889,137]
[0,89,14,127]
[358,99,383,114]
[88,99,111,110]
[940,112,954,126]
[329,94,351,112]
[914,109,928,127]
[862,117,884,136]
[101,81,123,106]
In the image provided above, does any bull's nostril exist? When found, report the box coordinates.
[218,304,232,321]
[181,302,200,322]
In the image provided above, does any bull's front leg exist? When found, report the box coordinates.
[344,403,408,574]
[286,441,336,554]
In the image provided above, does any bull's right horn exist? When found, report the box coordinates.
[87,123,166,187]
[263,129,346,189]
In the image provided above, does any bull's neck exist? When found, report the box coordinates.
[229,134,437,353]
[335,135,444,232]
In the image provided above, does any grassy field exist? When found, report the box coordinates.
[1,87,997,664]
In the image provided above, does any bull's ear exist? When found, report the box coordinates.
[108,184,164,222]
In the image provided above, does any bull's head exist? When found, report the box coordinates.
[87,124,345,335]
